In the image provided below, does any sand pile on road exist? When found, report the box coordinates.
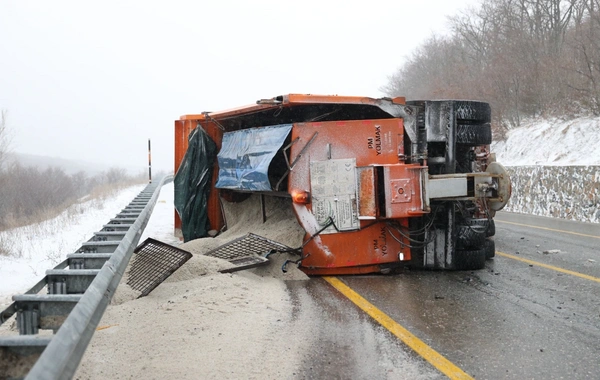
[77,195,312,379]
[176,194,309,282]
[78,269,311,379]
[164,255,235,282]
[110,194,308,305]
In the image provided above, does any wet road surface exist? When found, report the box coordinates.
[289,212,600,379]
[285,279,444,379]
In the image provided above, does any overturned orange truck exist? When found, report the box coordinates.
[174,94,511,275]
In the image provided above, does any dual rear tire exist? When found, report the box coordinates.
[454,239,495,270]
[453,102,494,271]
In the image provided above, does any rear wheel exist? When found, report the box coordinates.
[454,246,486,270]
[457,223,487,249]
[483,238,495,259]
[487,219,495,237]
[468,218,495,237]
[456,124,492,145]
[454,101,491,124]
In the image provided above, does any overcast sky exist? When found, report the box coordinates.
[0,0,481,174]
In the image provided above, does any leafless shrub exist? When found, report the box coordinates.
[0,236,13,257]
[0,109,11,170]
[105,167,127,185]
[0,163,145,231]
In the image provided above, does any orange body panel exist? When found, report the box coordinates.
[284,93,406,106]
[299,220,410,275]
[178,94,406,122]
[173,119,193,232]
[174,94,404,236]
[290,118,404,168]
[288,118,422,275]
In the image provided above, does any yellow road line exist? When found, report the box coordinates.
[323,276,473,380]
[495,220,600,239]
[496,251,600,283]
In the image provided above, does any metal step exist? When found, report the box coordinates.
[67,253,112,269]
[46,270,100,294]
[0,336,52,378]
[114,214,138,220]
[109,217,138,224]
[91,231,127,241]
[119,209,142,216]
[77,241,120,253]
[12,295,82,334]
[102,223,133,231]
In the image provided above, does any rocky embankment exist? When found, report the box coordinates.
[505,166,600,223]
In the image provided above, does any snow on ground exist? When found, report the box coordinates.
[139,181,179,247]
[0,184,146,307]
[492,116,600,166]
[491,117,600,223]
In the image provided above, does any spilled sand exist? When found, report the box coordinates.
[76,195,312,379]
[75,195,440,379]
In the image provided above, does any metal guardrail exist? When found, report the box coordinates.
[0,175,172,379]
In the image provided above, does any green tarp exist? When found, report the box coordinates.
[174,126,217,242]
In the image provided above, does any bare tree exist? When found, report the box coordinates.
[0,109,10,169]
[565,0,600,114]
[384,0,595,133]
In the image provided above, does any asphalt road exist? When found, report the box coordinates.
[291,212,600,379]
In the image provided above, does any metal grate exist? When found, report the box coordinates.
[127,238,192,297]
[205,233,292,273]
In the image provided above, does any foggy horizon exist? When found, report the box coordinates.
[1,0,480,174]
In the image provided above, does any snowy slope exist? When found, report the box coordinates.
[492,117,600,166]
[0,183,178,307]
[139,182,178,246]
[491,117,600,223]
[0,184,145,306]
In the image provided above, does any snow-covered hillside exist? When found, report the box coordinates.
[492,117,600,166]
[492,116,600,223]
